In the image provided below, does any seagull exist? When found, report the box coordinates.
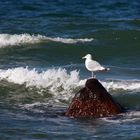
[82,54,110,78]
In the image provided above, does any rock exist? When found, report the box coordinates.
[65,78,125,118]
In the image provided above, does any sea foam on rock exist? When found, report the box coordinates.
[65,78,125,118]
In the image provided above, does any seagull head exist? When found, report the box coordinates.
[82,54,92,59]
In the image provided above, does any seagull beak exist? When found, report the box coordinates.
[82,56,86,59]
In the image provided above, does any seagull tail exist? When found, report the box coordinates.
[104,68,110,71]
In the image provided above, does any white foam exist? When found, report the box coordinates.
[47,37,93,44]
[0,67,139,101]
[0,33,94,47]
[0,33,43,47]
[0,67,140,92]
[101,111,140,123]
[101,80,140,92]
[0,67,81,100]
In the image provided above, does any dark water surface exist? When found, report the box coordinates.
[0,0,140,139]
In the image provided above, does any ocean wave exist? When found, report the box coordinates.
[0,67,139,96]
[19,102,66,114]
[101,111,140,123]
[0,67,81,101]
[102,80,140,92]
[0,33,94,47]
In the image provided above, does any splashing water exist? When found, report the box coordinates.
[0,67,140,93]
[0,67,82,101]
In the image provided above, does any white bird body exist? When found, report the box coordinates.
[82,54,109,78]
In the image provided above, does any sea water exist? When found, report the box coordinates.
[0,0,140,139]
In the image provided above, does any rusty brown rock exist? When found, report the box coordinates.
[65,78,125,118]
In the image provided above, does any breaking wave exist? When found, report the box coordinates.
[0,33,94,47]
[0,67,140,95]
[102,80,140,92]
[0,67,81,101]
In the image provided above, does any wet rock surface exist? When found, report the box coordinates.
[65,78,125,118]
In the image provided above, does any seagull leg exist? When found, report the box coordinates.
[94,74,96,78]
[92,72,96,78]
[93,72,96,78]
[92,72,94,78]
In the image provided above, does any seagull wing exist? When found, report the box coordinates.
[86,60,105,71]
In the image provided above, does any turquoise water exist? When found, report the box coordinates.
[0,0,140,139]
